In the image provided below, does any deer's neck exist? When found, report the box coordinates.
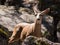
[34,16,42,31]
[34,21,41,31]
[33,18,42,37]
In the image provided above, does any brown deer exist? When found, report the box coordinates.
[9,8,50,43]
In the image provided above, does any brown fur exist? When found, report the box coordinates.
[9,8,50,43]
[9,23,30,43]
[20,23,42,41]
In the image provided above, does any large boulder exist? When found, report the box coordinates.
[22,36,60,45]
[0,5,35,31]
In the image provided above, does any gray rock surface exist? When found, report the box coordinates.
[22,36,60,45]
[0,5,35,31]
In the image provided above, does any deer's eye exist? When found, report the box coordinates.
[35,14,37,16]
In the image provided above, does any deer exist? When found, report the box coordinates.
[8,8,50,43]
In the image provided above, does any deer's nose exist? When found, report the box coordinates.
[36,15,40,20]
[37,18,40,20]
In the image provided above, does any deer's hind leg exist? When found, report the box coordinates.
[9,25,23,43]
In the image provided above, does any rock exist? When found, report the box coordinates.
[0,5,35,31]
[20,14,35,23]
[22,36,50,45]
[22,36,60,45]
[19,7,34,15]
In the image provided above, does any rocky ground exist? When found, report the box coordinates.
[0,5,60,45]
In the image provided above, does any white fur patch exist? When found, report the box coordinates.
[36,14,40,19]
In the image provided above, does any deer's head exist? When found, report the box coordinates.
[35,8,50,24]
